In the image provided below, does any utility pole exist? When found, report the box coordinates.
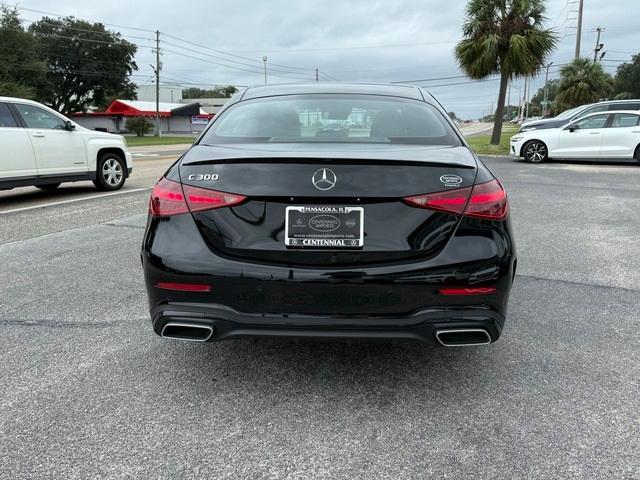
[262,56,268,84]
[593,27,604,62]
[151,30,162,137]
[574,0,584,59]
[315,68,319,82]
[507,80,511,119]
[511,84,521,122]
[525,77,530,120]
[519,77,528,122]
[543,62,553,117]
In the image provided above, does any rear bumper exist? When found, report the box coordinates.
[142,210,516,344]
[150,302,505,345]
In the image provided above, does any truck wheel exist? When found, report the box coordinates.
[94,153,126,191]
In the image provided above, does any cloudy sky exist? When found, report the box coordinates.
[12,0,640,118]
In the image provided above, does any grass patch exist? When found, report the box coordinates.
[124,135,196,147]
[467,125,518,156]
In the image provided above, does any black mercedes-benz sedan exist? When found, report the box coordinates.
[142,83,516,347]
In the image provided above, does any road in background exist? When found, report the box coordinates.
[0,145,189,216]
[1,156,639,479]
[0,125,493,215]
[457,121,493,136]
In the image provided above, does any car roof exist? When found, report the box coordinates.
[240,83,426,101]
[0,96,42,105]
[578,109,640,116]
[601,110,640,114]
[598,99,640,104]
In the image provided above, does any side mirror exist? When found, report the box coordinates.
[567,124,578,132]
[65,120,76,131]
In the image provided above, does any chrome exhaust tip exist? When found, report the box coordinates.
[160,322,214,342]
[435,328,492,347]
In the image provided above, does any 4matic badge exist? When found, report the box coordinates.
[439,174,463,187]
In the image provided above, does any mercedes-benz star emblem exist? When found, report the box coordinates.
[312,168,337,191]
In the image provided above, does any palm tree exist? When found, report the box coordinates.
[455,0,557,144]
[555,58,614,110]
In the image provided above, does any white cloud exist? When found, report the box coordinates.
[16,0,640,118]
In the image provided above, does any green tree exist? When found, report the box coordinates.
[555,58,613,110]
[183,85,238,99]
[220,85,238,97]
[125,117,154,137]
[29,17,138,114]
[529,78,559,116]
[503,105,520,121]
[0,7,45,98]
[455,0,557,144]
[613,54,640,99]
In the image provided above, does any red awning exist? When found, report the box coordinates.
[104,100,171,117]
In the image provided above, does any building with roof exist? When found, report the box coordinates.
[74,99,213,134]
[179,97,230,115]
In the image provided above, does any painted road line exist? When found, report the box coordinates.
[132,153,160,157]
[0,188,151,215]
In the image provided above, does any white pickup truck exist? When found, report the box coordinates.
[0,97,132,191]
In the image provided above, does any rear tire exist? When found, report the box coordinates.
[523,140,548,163]
[36,183,61,191]
[634,145,640,165]
[93,153,126,191]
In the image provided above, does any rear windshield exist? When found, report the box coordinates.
[200,94,461,146]
[556,106,582,119]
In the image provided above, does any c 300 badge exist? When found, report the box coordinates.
[187,173,219,181]
[440,174,463,187]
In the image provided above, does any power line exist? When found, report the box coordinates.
[393,74,484,84]
[2,4,156,33]
[18,17,155,42]
[161,48,314,81]
[422,76,517,89]
[161,40,315,77]
[0,22,147,48]
[161,32,316,74]
[230,40,457,54]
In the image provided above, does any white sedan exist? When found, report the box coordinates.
[0,96,132,191]
[510,110,640,164]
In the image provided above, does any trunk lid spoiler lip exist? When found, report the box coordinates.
[180,144,478,169]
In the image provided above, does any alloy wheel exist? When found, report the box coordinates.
[102,158,123,187]
[525,142,547,163]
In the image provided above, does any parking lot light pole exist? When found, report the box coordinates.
[543,62,553,117]
[574,0,584,59]
[262,56,268,84]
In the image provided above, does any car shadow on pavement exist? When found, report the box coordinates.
[162,335,502,400]
[517,158,636,167]
[0,183,99,206]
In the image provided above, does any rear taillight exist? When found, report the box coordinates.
[465,179,508,220]
[149,177,189,216]
[403,179,508,220]
[404,187,471,215]
[149,177,246,217]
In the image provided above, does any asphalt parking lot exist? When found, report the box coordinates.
[1,155,639,479]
